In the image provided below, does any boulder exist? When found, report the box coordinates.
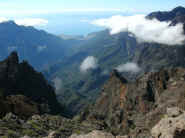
[151,107,185,138]
[69,130,127,138]
[44,131,60,138]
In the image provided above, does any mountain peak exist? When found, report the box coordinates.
[0,20,17,26]
[146,6,185,22]
[111,69,128,83]
[6,51,19,65]
[0,52,64,117]
[172,6,185,13]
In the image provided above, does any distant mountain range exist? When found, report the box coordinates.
[0,6,185,115]
[0,21,82,70]
[44,6,185,115]
[0,6,185,138]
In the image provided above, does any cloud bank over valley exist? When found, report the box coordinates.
[116,62,141,73]
[92,15,185,45]
[80,56,98,73]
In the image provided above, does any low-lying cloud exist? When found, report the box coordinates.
[37,45,47,52]
[116,62,141,73]
[92,15,185,45]
[80,56,98,73]
[52,77,62,94]
[0,17,48,26]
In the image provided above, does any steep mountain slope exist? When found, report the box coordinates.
[147,6,185,23]
[0,52,101,138]
[0,21,79,70]
[44,30,138,114]
[0,52,64,117]
[45,6,185,115]
[147,6,185,31]
[1,66,185,137]
[79,67,185,137]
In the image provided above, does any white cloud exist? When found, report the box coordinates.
[52,77,62,94]
[37,45,47,52]
[15,18,48,26]
[116,62,141,73]
[92,15,185,45]
[80,56,98,73]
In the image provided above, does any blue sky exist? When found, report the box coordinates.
[0,0,184,35]
[0,0,184,16]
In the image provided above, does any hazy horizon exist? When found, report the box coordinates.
[0,0,184,35]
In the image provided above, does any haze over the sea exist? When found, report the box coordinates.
[0,0,184,35]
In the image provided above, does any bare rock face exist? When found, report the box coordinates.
[0,51,63,117]
[69,130,128,138]
[21,136,31,138]
[151,107,185,138]
[79,67,185,137]
[44,131,60,138]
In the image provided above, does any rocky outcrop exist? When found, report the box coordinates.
[79,67,185,136]
[147,6,185,33]
[0,95,40,118]
[147,6,185,23]
[69,130,128,138]
[151,107,185,138]
[1,64,185,138]
[43,131,61,138]
[0,52,63,117]
[83,70,131,135]
[0,112,100,138]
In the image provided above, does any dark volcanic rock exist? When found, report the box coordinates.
[0,51,63,118]
[0,95,40,118]
[147,6,185,22]
[146,6,185,33]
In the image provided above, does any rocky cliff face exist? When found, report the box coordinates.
[0,51,63,117]
[45,7,185,116]
[1,62,185,137]
[147,6,185,32]
[79,67,185,137]
[147,6,185,23]
[70,107,185,138]
[151,107,185,138]
[69,130,128,138]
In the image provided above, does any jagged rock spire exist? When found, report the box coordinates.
[111,69,128,83]
[6,51,19,64]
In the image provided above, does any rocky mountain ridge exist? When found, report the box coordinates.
[77,67,185,137]
[1,66,185,138]
[0,20,80,70]
[0,51,64,117]
[44,6,185,115]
